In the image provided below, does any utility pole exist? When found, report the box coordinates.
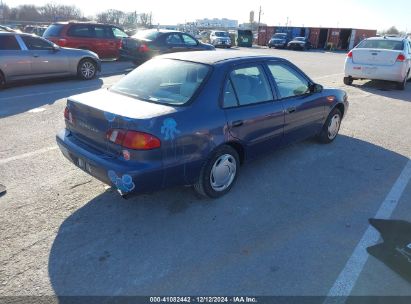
[257,5,262,44]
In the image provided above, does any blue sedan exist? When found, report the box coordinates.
[56,51,348,198]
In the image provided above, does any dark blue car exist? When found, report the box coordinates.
[56,51,348,198]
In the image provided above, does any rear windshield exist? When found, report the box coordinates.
[43,24,64,37]
[133,30,161,41]
[110,59,210,105]
[357,39,404,50]
[215,32,228,37]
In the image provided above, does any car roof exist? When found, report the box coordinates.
[366,36,406,41]
[159,50,284,65]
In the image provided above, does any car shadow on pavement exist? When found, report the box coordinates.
[352,80,411,102]
[0,78,104,118]
[48,135,410,296]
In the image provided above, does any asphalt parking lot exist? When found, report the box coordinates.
[0,48,411,298]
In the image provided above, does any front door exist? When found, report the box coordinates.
[20,35,69,76]
[223,64,285,160]
[266,62,325,145]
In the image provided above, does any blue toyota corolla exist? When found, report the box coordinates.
[56,51,348,198]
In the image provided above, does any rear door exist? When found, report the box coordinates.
[19,35,70,76]
[223,63,285,160]
[0,35,33,80]
[266,62,325,144]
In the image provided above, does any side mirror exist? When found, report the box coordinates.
[310,83,323,93]
[52,45,60,52]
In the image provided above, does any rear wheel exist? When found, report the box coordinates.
[397,76,407,90]
[318,108,342,144]
[194,145,240,198]
[78,59,97,80]
[343,76,353,85]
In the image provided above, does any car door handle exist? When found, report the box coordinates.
[232,120,244,127]
[33,55,39,58]
[286,106,297,114]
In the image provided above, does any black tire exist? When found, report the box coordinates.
[0,72,5,90]
[77,59,97,80]
[343,77,353,85]
[397,76,407,90]
[194,145,240,198]
[318,108,342,144]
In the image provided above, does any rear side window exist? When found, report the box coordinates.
[224,66,273,107]
[112,27,128,38]
[357,39,404,51]
[67,25,91,38]
[43,24,64,37]
[0,36,20,50]
[110,59,210,105]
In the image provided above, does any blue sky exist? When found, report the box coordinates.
[6,0,411,31]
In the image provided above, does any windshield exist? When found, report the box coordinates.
[215,32,229,37]
[133,30,161,41]
[273,33,287,39]
[357,39,404,50]
[43,24,64,37]
[110,59,210,105]
[294,37,305,41]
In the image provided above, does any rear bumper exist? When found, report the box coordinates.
[344,59,407,82]
[119,49,151,63]
[56,129,164,196]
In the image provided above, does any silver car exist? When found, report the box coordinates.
[209,30,231,48]
[0,32,101,89]
[344,36,411,90]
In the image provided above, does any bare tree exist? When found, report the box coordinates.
[96,9,125,25]
[39,2,82,22]
[139,12,152,28]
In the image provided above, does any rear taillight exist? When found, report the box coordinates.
[64,106,73,124]
[106,129,161,150]
[396,54,406,62]
[57,38,67,47]
[139,44,150,52]
[347,51,353,58]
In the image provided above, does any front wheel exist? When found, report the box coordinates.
[78,59,97,80]
[318,108,342,144]
[194,145,240,198]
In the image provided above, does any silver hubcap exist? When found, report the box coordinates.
[81,61,95,79]
[210,154,237,192]
[328,114,341,140]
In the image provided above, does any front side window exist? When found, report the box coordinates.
[110,59,210,105]
[181,34,197,46]
[268,64,310,99]
[226,65,273,106]
[21,36,54,51]
[112,27,128,38]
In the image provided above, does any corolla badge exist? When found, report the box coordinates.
[78,120,99,133]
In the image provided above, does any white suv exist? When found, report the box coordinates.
[209,31,231,48]
[344,37,411,90]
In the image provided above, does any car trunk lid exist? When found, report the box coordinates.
[66,89,176,156]
[352,49,402,66]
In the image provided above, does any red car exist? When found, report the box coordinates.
[43,22,128,59]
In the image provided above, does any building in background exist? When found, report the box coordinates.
[195,18,238,29]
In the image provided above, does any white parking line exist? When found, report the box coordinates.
[324,159,411,302]
[0,146,58,165]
